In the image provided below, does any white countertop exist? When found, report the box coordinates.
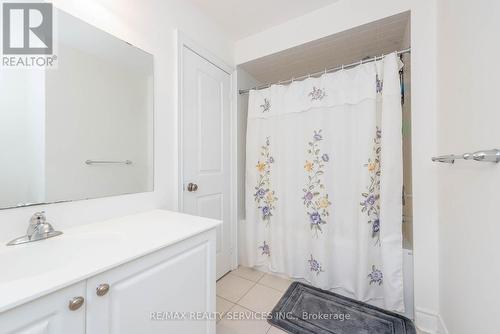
[0,209,221,313]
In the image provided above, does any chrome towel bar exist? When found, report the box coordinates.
[432,149,500,164]
[85,160,132,165]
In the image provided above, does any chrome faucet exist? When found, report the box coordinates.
[7,211,63,246]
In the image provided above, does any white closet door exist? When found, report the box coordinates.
[181,46,232,279]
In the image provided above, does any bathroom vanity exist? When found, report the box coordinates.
[0,210,220,334]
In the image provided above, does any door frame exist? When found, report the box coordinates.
[176,30,238,271]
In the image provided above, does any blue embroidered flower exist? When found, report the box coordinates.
[368,265,383,285]
[255,188,266,199]
[372,219,380,234]
[268,156,275,163]
[262,206,271,219]
[321,154,329,162]
[308,255,323,275]
[309,86,327,101]
[309,212,322,225]
[313,131,323,141]
[259,241,270,256]
[260,98,271,113]
[366,195,376,206]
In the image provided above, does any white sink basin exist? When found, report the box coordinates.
[0,232,124,283]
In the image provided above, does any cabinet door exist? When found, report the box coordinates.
[86,230,216,334]
[0,282,86,334]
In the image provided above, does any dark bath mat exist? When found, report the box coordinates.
[269,282,416,334]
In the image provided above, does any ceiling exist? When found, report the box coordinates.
[239,11,411,84]
[186,0,340,40]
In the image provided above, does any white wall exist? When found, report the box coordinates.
[0,0,233,242]
[437,1,500,333]
[234,0,441,332]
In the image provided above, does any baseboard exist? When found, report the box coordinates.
[437,314,450,334]
[415,308,450,334]
[415,308,439,333]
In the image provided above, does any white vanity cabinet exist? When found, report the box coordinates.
[1,283,86,334]
[85,231,216,334]
[0,211,219,334]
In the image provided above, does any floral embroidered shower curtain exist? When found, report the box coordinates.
[242,53,405,312]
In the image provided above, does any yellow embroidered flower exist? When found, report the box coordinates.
[368,162,377,171]
[256,161,266,172]
[304,161,314,172]
[319,197,330,209]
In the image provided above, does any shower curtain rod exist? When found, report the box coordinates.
[238,47,411,95]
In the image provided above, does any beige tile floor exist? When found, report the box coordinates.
[216,266,290,334]
[216,266,427,334]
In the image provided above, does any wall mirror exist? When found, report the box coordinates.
[0,9,154,209]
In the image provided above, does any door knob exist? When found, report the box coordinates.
[96,283,110,296]
[68,296,85,311]
[187,183,198,192]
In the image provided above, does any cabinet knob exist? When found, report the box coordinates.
[96,283,110,296]
[68,296,84,311]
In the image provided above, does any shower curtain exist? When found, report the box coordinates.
[241,53,404,312]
